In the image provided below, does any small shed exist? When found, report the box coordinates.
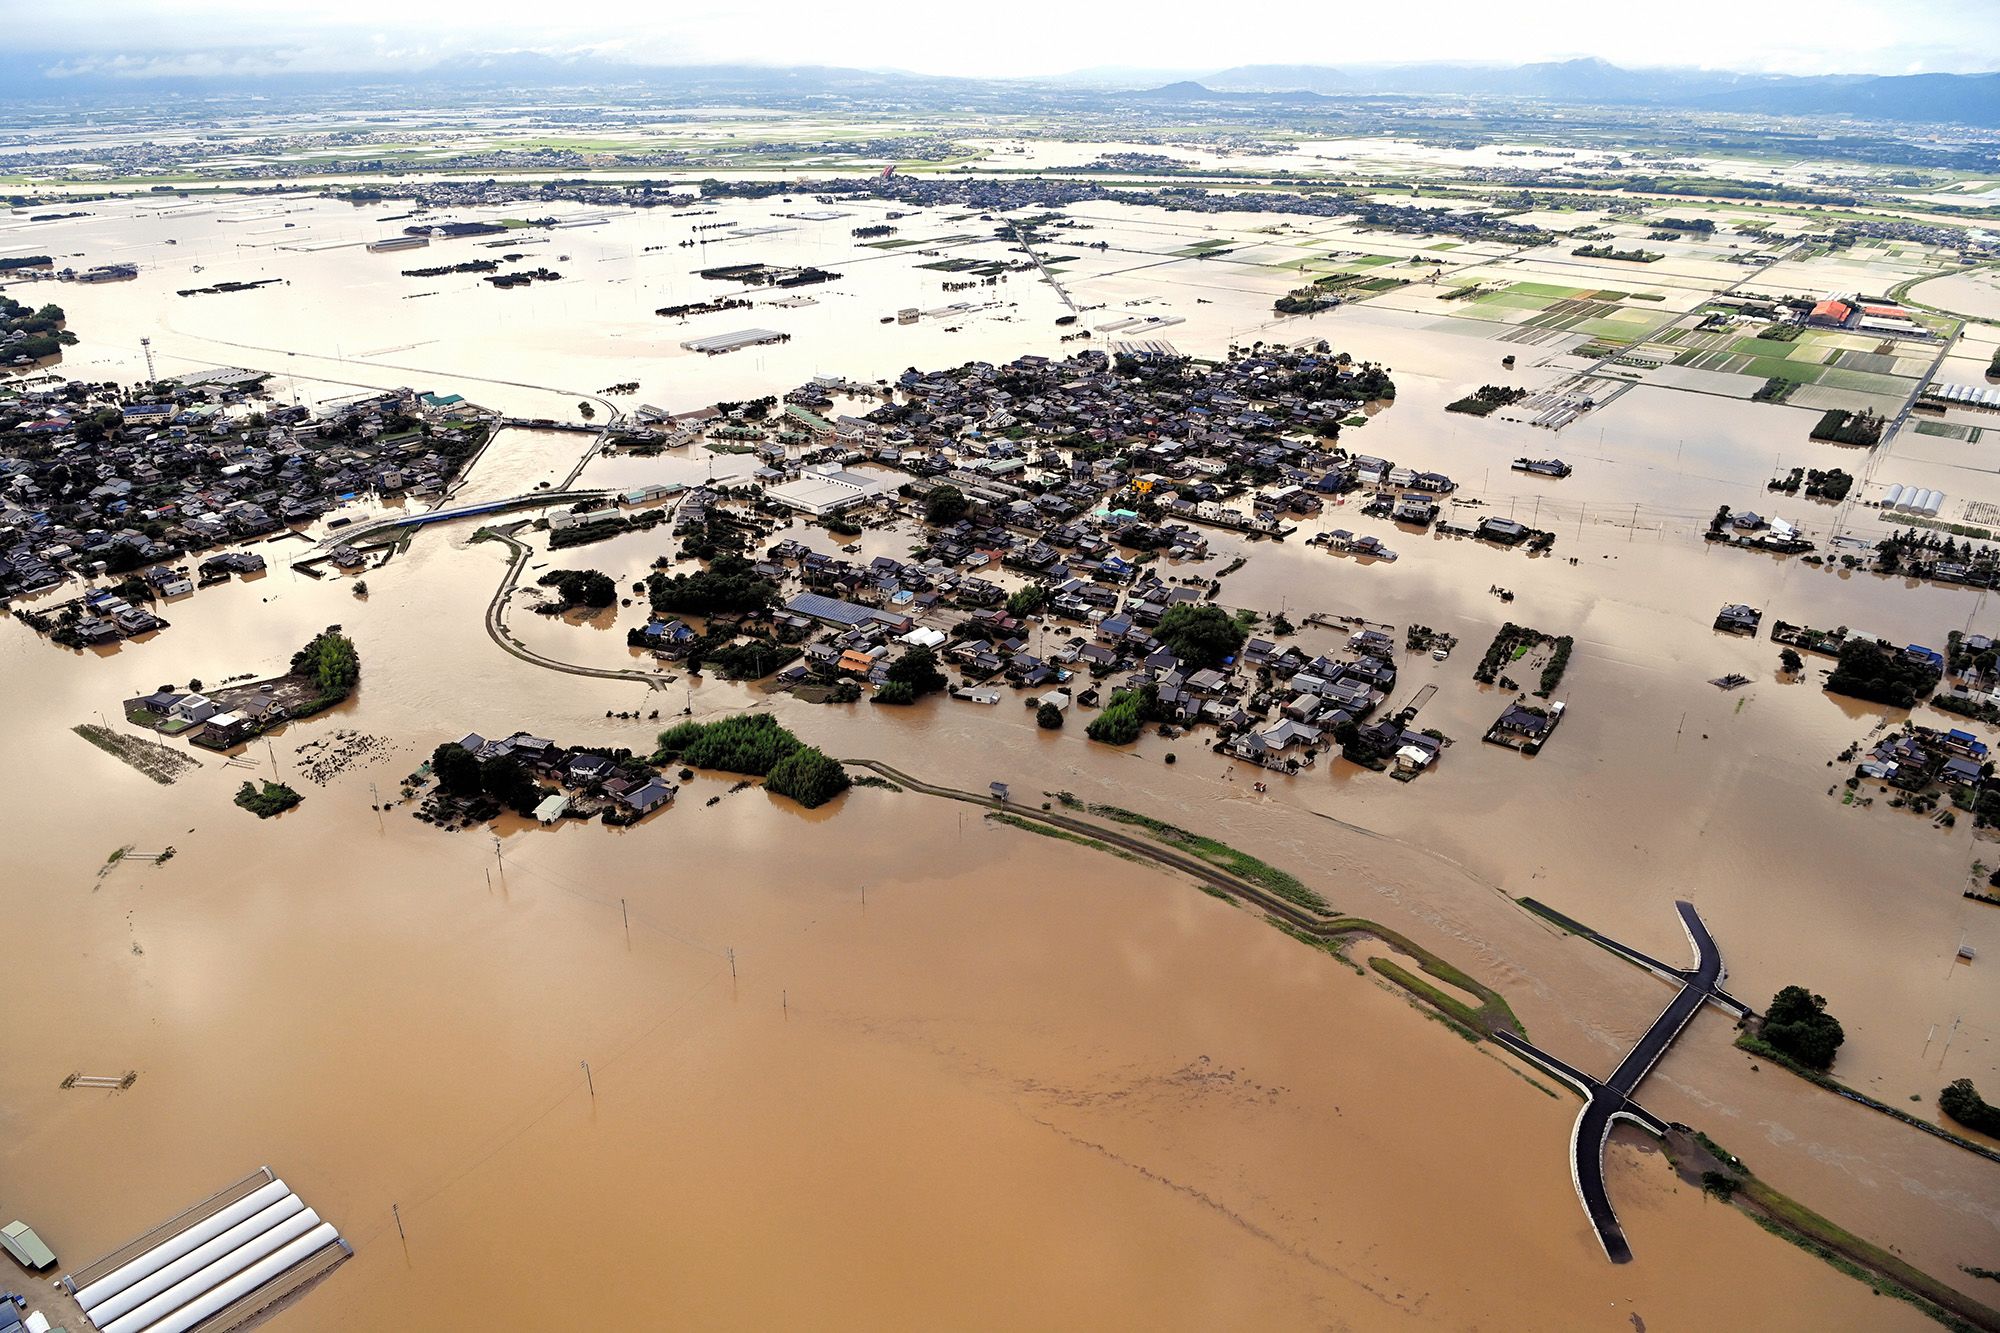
[1,1220,56,1270]
[533,793,570,825]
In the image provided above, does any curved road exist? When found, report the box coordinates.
[478,528,670,690]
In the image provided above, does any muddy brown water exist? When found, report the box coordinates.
[3,191,1996,1327]
[0,525,1981,1330]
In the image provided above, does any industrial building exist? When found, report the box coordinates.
[680,328,786,355]
[763,464,898,517]
[59,1168,348,1333]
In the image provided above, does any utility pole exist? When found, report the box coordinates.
[267,737,282,780]
[581,1060,594,1100]
[620,898,629,942]
[370,781,383,829]
[392,1204,405,1241]
[492,834,504,871]
[728,948,736,979]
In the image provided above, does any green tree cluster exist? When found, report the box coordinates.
[653,713,851,808]
[1006,583,1050,618]
[1824,639,1939,709]
[1762,985,1845,1070]
[234,780,302,818]
[1086,688,1149,745]
[646,553,776,615]
[764,746,852,808]
[923,485,969,525]
[537,567,617,610]
[884,645,946,698]
[1153,602,1247,669]
[291,630,360,701]
[1939,1079,2000,1137]
[430,741,484,797]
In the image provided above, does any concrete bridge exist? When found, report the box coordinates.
[1497,901,1748,1263]
[313,488,615,551]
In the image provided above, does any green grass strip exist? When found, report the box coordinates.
[1087,804,1326,911]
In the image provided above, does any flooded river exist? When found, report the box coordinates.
[2,188,1996,1327]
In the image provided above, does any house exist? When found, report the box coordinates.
[200,710,256,746]
[1714,604,1762,635]
[568,752,618,784]
[1478,516,1530,544]
[1395,744,1435,773]
[1486,701,1564,752]
[1941,756,1984,787]
[621,777,677,814]
[1392,495,1438,526]
[1229,718,1322,770]
[171,693,220,724]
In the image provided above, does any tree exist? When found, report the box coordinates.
[578,401,595,421]
[873,680,916,705]
[656,713,803,776]
[1825,638,1938,708]
[924,485,969,525]
[1777,648,1803,675]
[1037,702,1064,730]
[1154,602,1247,669]
[764,746,851,808]
[351,578,370,598]
[1334,717,1384,766]
[1762,985,1845,1070]
[537,567,616,610]
[291,630,360,699]
[479,755,540,815]
[1087,689,1147,744]
[431,742,483,796]
[646,554,776,615]
[1006,583,1050,618]
[885,645,946,698]
[1939,1079,2000,1136]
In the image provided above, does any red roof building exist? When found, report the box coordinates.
[1809,298,1855,326]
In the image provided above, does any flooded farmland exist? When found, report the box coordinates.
[3,174,1998,1329]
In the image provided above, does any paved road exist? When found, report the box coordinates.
[1501,901,1736,1263]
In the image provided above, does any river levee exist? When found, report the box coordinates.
[2,186,1997,1329]
[0,503,1978,1330]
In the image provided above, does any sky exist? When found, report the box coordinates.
[10,0,1999,81]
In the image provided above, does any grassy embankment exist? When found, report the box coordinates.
[902,769,1990,1323]
[1667,1130,1999,1332]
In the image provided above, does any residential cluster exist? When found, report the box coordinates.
[0,373,491,629]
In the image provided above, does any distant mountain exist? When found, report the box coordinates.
[3,49,1997,129]
[1134,59,2000,127]
[1696,71,2000,125]
[1205,65,1354,94]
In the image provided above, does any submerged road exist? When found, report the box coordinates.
[1497,901,1747,1263]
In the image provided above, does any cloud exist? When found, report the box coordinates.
[10,0,2000,79]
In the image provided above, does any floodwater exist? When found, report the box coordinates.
[0,542,1950,1330]
[4,184,1999,1326]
